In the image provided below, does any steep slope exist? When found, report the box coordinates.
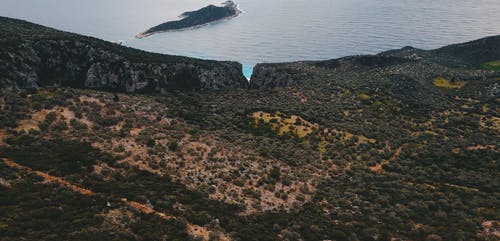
[431,35,500,67]
[0,17,248,92]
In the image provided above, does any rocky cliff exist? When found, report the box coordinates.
[249,63,294,89]
[0,17,248,92]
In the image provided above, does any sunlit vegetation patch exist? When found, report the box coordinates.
[433,77,467,89]
[250,111,376,156]
[480,115,500,132]
[480,60,500,71]
[318,140,328,153]
[35,89,55,99]
[358,93,371,100]
[482,104,489,113]
[251,111,319,138]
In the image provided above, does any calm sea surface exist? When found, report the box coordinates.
[2,0,500,78]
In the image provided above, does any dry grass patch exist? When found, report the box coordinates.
[358,93,371,100]
[433,77,466,89]
[251,111,319,138]
[480,115,500,132]
[79,95,106,106]
[15,119,40,132]
[14,106,93,133]
[466,145,496,151]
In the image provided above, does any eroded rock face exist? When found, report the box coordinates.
[0,39,248,92]
[249,64,293,89]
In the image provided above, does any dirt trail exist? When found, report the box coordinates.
[2,159,170,215]
[466,145,496,151]
[2,158,94,195]
[123,199,173,220]
[370,146,403,174]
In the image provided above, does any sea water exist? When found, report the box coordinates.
[2,0,500,79]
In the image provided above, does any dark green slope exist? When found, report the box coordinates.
[0,16,248,92]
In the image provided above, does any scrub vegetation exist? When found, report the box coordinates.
[1,16,499,241]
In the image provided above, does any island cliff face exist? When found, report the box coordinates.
[0,17,248,93]
[137,1,241,38]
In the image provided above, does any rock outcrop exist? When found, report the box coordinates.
[249,64,294,89]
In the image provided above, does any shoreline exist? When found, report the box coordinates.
[135,4,242,39]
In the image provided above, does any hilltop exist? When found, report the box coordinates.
[0,17,499,241]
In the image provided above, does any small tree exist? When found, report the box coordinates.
[269,166,281,180]
[168,140,179,151]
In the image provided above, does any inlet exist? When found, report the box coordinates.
[243,64,254,80]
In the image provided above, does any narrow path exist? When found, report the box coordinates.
[370,146,403,174]
[3,158,94,195]
[122,199,174,220]
[2,158,170,213]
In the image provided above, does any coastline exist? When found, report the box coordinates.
[135,4,242,39]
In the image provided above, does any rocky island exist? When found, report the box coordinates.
[136,1,241,39]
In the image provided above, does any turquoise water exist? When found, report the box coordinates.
[2,0,500,79]
[242,65,254,80]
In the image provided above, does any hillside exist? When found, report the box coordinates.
[0,17,499,241]
[0,17,248,93]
